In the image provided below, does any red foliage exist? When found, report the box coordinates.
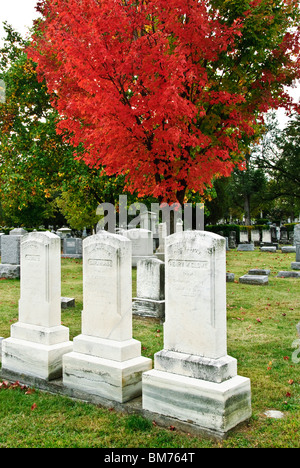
[29,0,300,203]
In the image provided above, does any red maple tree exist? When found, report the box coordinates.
[29,0,300,204]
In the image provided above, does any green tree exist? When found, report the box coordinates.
[0,23,128,229]
[253,112,300,220]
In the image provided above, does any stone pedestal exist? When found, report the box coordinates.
[142,231,251,437]
[63,231,151,403]
[1,232,72,381]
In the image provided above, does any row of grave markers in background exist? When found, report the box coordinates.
[1,229,252,439]
[1,223,300,280]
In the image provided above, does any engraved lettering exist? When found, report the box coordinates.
[88,259,112,267]
[25,255,40,262]
[168,259,208,269]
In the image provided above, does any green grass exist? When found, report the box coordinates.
[0,250,299,448]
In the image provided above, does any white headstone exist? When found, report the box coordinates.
[155,223,167,261]
[164,231,227,358]
[294,224,300,246]
[133,258,165,320]
[122,228,154,266]
[1,232,72,380]
[251,230,260,243]
[143,231,251,437]
[1,235,21,265]
[63,231,151,403]
[262,229,272,243]
[240,231,248,243]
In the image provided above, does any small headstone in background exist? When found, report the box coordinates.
[277,271,300,278]
[133,258,165,321]
[122,228,154,267]
[226,272,235,282]
[281,246,296,253]
[239,274,269,285]
[237,244,254,251]
[293,224,300,246]
[62,237,82,258]
[260,246,276,252]
[248,269,270,276]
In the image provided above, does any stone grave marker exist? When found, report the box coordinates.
[251,230,260,245]
[142,231,251,437]
[0,229,28,278]
[262,229,272,243]
[280,226,288,244]
[0,232,4,254]
[1,232,72,380]
[248,268,270,276]
[122,228,154,266]
[260,246,276,252]
[9,228,28,236]
[155,222,167,262]
[62,237,82,258]
[277,270,300,278]
[237,243,254,251]
[63,231,152,403]
[228,231,237,249]
[294,224,300,246]
[1,235,21,265]
[132,258,165,321]
[239,231,248,243]
[282,246,296,253]
[239,274,269,285]
[291,243,300,270]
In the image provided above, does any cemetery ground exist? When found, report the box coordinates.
[0,249,299,448]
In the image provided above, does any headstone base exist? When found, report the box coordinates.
[63,351,152,403]
[63,335,152,403]
[291,262,300,270]
[142,369,251,436]
[1,323,73,381]
[154,350,237,383]
[0,264,20,279]
[132,298,165,321]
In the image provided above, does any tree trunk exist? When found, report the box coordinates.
[244,194,251,226]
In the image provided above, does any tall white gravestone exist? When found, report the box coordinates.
[1,232,72,380]
[142,231,251,438]
[63,231,152,403]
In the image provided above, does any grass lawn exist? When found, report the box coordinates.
[0,249,299,448]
